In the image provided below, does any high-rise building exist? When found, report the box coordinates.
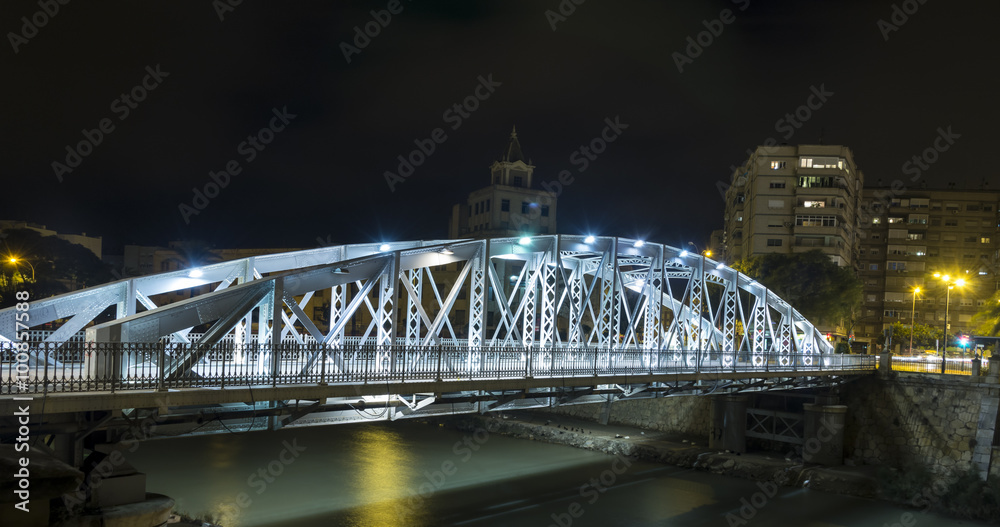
[722,145,864,267]
[856,187,1000,350]
[448,127,557,239]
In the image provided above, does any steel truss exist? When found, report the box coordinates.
[1,236,833,369]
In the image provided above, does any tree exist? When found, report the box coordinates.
[972,289,1000,336]
[1,228,114,307]
[888,321,942,350]
[731,250,862,326]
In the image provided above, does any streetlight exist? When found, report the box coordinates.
[8,257,35,281]
[933,272,966,372]
[909,286,920,354]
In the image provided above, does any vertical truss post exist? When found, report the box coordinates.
[116,279,137,320]
[522,254,538,349]
[750,285,768,368]
[329,283,345,347]
[539,242,557,349]
[643,248,663,354]
[567,263,584,348]
[598,238,618,350]
[689,255,705,369]
[778,303,793,368]
[406,269,422,347]
[468,241,486,348]
[722,278,738,370]
[377,253,398,348]
[269,278,284,384]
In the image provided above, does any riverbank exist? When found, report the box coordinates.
[438,411,998,522]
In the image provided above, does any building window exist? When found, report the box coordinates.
[983,237,992,244]
[770,161,786,170]
[872,217,882,225]
[766,239,782,246]
[521,202,530,214]
[869,264,879,271]
[769,181,786,188]
[486,199,491,212]
[501,199,510,212]
[795,215,837,227]
[803,200,825,208]
[513,176,523,187]
[541,205,549,217]
[887,261,906,271]
[767,199,785,209]
[870,248,880,256]
[887,217,904,224]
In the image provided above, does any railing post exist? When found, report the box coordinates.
[157,342,166,391]
[525,347,532,378]
[319,344,327,385]
[42,343,49,396]
[436,346,443,381]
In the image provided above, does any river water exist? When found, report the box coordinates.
[127,420,989,527]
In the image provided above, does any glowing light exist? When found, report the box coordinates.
[633,240,645,248]
[913,287,921,294]
[379,244,391,252]
[519,237,531,246]
[716,263,725,270]
[584,235,596,244]
[679,250,689,257]
[955,278,966,287]
[188,269,204,278]
[439,248,454,255]
[704,250,713,257]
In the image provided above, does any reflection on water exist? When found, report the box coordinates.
[346,425,425,527]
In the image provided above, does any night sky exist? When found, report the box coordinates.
[3,0,997,254]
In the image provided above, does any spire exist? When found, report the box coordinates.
[500,126,525,163]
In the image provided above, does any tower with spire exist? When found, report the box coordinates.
[448,127,557,239]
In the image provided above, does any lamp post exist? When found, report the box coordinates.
[933,273,965,373]
[8,257,35,281]
[909,286,920,354]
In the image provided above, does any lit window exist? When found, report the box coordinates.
[872,217,882,225]
[803,201,825,208]
[887,217,904,224]
[770,161,786,170]
[982,237,992,244]
[869,264,879,270]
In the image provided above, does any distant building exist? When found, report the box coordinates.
[856,187,1000,349]
[0,220,103,258]
[722,145,864,267]
[448,127,557,239]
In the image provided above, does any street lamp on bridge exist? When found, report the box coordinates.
[909,286,920,354]
[8,257,35,282]
[933,272,965,373]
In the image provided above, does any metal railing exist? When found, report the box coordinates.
[888,355,974,376]
[0,342,876,395]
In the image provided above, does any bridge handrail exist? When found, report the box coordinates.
[1,342,876,395]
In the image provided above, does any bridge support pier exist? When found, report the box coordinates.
[802,403,847,465]
[710,395,747,453]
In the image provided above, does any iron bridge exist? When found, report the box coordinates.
[0,235,873,439]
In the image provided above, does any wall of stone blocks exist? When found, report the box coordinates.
[545,394,713,438]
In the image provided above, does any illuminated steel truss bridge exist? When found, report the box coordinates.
[0,235,872,438]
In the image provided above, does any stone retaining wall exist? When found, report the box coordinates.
[544,395,712,438]
[842,373,999,477]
